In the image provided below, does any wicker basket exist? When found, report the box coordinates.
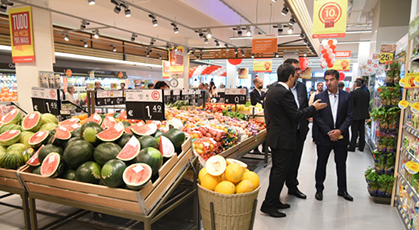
[198,183,260,230]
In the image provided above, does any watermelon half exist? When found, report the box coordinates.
[117,136,141,161]
[131,124,157,136]
[55,126,72,140]
[22,112,42,132]
[96,122,124,142]
[59,118,81,132]
[101,116,117,129]
[28,131,49,147]
[2,109,21,126]
[125,126,133,134]
[0,130,21,146]
[159,136,175,159]
[40,152,65,178]
[122,163,152,190]
[27,145,43,166]
[85,113,103,125]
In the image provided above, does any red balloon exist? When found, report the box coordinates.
[327,62,334,68]
[228,59,243,65]
[339,72,345,81]
[321,49,327,54]
[323,53,329,59]
[328,40,333,45]
[330,45,336,50]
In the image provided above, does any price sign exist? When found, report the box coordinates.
[224,88,247,104]
[217,88,226,103]
[379,52,394,64]
[189,89,195,104]
[31,87,60,115]
[95,90,125,106]
[181,89,190,100]
[125,89,165,120]
[164,89,172,104]
[172,89,181,102]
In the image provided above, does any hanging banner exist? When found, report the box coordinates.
[312,0,348,38]
[331,59,350,71]
[162,61,170,79]
[168,47,184,73]
[252,34,278,54]
[299,57,309,71]
[238,68,248,79]
[253,59,272,72]
[300,67,312,80]
[335,50,351,58]
[409,14,419,41]
[8,6,35,63]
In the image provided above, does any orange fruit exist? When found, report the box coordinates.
[242,171,260,189]
[226,158,247,170]
[215,181,236,194]
[198,167,208,183]
[225,163,244,183]
[206,155,226,176]
[201,174,220,191]
[236,180,254,194]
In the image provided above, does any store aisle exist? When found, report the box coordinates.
[253,130,403,230]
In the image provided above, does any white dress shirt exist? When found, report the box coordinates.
[278,81,289,90]
[290,83,300,109]
[328,90,339,128]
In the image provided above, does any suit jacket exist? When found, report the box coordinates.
[313,89,353,146]
[351,88,370,120]
[250,89,266,108]
[265,83,317,150]
[294,81,309,140]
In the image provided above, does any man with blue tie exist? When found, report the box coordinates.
[313,69,354,202]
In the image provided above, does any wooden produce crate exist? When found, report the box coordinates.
[219,143,241,159]
[0,168,24,192]
[18,138,193,215]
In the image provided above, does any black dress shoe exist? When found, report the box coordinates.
[338,191,354,201]
[358,148,364,152]
[260,205,286,218]
[315,191,323,201]
[347,147,355,152]
[288,188,307,199]
[275,202,291,209]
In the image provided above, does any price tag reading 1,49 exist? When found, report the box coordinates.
[125,89,165,120]
[224,88,248,104]
[31,87,60,115]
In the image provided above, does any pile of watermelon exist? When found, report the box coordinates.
[26,113,186,191]
[0,109,59,170]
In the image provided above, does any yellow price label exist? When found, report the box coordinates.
[399,78,407,87]
[379,52,394,64]
[405,161,419,174]
[399,100,410,109]
[412,102,419,114]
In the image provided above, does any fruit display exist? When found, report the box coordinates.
[199,155,259,194]
[205,102,263,113]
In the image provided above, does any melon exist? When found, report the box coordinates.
[32,166,41,175]
[101,116,117,129]
[101,159,126,188]
[59,118,81,132]
[116,133,133,148]
[27,146,42,166]
[85,113,103,125]
[55,126,72,140]
[131,124,157,136]
[166,119,184,130]
[123,163,152,190]
[125,127,133,135]
[80,122,103,146]
[20,131,35,148]
[0,130,21,146]
[63,139,93,168]
[38,144,63,163]
[117,136,141,162]
[22,148,35,162]
[93,142,121,166]
[2,109,21,126]
[96,122,124,142]
[159,136,175,159]
[138,135,158,149]
[41,113,58,125]
[28,131,50,148]
[63,169,76,180]
[0,145,6,166]
[6,143,27,154]
[71,127,81,137]
[135,147,163,176]
[206,155,227,176]
[0,124,22,134]
[22,112,42,132]
[163,128,186,153]
[38,123,58,132]
[75,161,101,184]
[40,152,65,178]
[1,151,25,169]
[154,129,165,138]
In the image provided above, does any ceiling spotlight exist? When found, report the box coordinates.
[303,39,308,44]
[131,33,137,42]
[272,0,277,2]
[64,33,69,41]
[204,38,208,44]
[288,26,293,34]
[93,29,100,39]
[174,46,178,51]
[214,39,219,46]
[200,53,203,59]
[289,17,296,26]
[84,41,88,48]
[225,44,229,51]
[171,22,179,34]
[146,52,150,57]
[277,28,283,33]
[242,52,245,57]
[237,30,243,36]
[159,54,162,60]
[206,29,212,39]
[124,8,131,17]
[149,14,158,27]
[281,4,289,16]
[275,53,279,58]
[251,53,255,58]
[150,38,156,46]
[88,0,95,5]
[111,45,116,52]
[234,48,238,54]
[304,52,307,57]
[246,27,252,36]
[191,49,195,55]
[114,5,121,14]
[80,20,89,30]
[299,33,305,39]
[165,42,170,49]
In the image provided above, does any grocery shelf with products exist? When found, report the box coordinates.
[0,73,18,102]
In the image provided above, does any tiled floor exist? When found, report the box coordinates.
[0,129,405,230]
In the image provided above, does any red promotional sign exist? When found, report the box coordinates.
[299,57,309,71]
[8,6,35,63]
[10,11,32,46]
[335,50,351,58]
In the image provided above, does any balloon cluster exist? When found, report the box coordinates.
[320,39,338,68]
[189,65,227,78]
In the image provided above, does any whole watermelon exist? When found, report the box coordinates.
[80,122,103,146]
[63,140,93,169]
[93,143,121,166]
[135,147,163,176]
[101,159,126,188]
[63,169,76,180]
[2,151,25,169]
[41,113,59,125]
[75,161,101,184]
[38,123,58,132]
[138,135,158,149]
[64,137,83,149]
[38,144,63,163]
[0,124,22,134]
[163,128,186,154]
[0,145,6,167]
[116,133,132,148]
[32,166,41,175]
[71,128,81,137]
[7,143,27,153]
[20,131,35,148]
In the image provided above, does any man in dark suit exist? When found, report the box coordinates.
[348,79,370,152]
[250,76,266,154]
[261,64,327,218]
[282,58,310,199]
[313,69,354,202]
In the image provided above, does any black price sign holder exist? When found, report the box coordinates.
[188,89,195,105]
[172,89,181,102]
[95,90,125,106]
[125,89,165,120]
[164,89,172,104]
[217,88,226,103]
[31,87,61,115]
[224,88,248,104]
[181,89,189,101]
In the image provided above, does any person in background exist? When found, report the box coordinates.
[338,82,345,91]
[357,77,369,92]
[134,85,140,89]
[198,83,210,106]
[219,83,225,88]
[309,82,324,143]
[65,85,80,104]
[209,81,217,98]
[348,79,370,152]
[120,82,126,90]
[204,83,209,91]
[95,81,104,90]
[250,76,266,154]
[148,83,154,89]
[154,81,170,89]
[313,69,354,202]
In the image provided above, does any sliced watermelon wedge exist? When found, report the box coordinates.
[96,122,124,142]
[59,118,81,132]
[55,126,72,140]
[159,136,175,159]
[85,113,102,125]
[28,131,49,147]
[0,130,21,146]
[131,124,157,136]
[101,116,117,129]
[40,152,64,178]
[27,145,43,166]
[123,163,152,190]
[2,109,21,125]
[22,112,42,132]
[117,136,141,161]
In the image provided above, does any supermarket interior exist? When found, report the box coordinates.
[1,0,419,229]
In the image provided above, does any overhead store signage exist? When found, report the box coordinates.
[125,89,165,120]
[162,61,170,79]
[8,6,35,63]
[331,59,350,71]
[312,0,347,38]
[224,88,247,104]
[409,14,419,41]
[252,34,278,54]
[253,59,272,72]
[335,51,351,58]
[31,87,60,115]
[95,90,125,106]
[168,47,184,73]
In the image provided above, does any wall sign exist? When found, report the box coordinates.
[31,87,60,115]
[252,34,278,54]
[8,6,35,63]
[224,88,247,104]
[313,0,348,38]
[253,59,273,72]
[125,89,165,120]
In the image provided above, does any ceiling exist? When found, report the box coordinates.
[7,0,378,72]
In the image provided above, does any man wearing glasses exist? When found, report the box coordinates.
[282,58,309,200]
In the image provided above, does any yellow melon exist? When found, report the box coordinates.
[242,171,260,189]
[206,155,226,176]
[198,167,208,184]
[215,181,236,194]
[245,169,250,173]
[201,174,220,191]
[220,172,227,181]
[226,158,247,170]
[236,180,254,194]
[225,163,244,183]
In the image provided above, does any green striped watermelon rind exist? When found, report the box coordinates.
[122,163,152,190]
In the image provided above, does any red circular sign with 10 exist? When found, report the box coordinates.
[318,2,343,24]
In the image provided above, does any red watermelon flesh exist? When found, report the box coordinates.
[0,130,20,143]
[86,113,102,125]
[123,163,152,190]
[131,124,157,136]
[96,122,124,142]
[159,136,175,158]
[146,120,161,125]
[136,120,145,126]
[27,145,43,166]
[117,136,140,161]
[28,131,49,145]
[125,127,132,134]
[40,153,60,177]
[59,118,80,132]
[22,112,41,130]
[55,126,71,140]
[2,109,19,124]
[101,116,117,129]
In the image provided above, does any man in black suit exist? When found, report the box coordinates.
[313,69,354,202]
[283,58,310,199]
[250,76,266,154]
[260,64,327,218]
[348,79,370,152]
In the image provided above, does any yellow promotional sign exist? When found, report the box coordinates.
[331,59,350,71]
[405,73,419,88]
[312,0,348,38]
[398,100,410,109]
[168,47,184,73]
[8,6,35,63]
[162,61,170,79]
[238,68,248,79]
[253,59,272,72]
[379,52,394,64]
[414,76,419,87]
[412,102,419,114]
[300,67,312,79]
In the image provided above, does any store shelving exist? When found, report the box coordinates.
[398,173,419,204]
[395,197,416,230]
[401,147,419,164]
